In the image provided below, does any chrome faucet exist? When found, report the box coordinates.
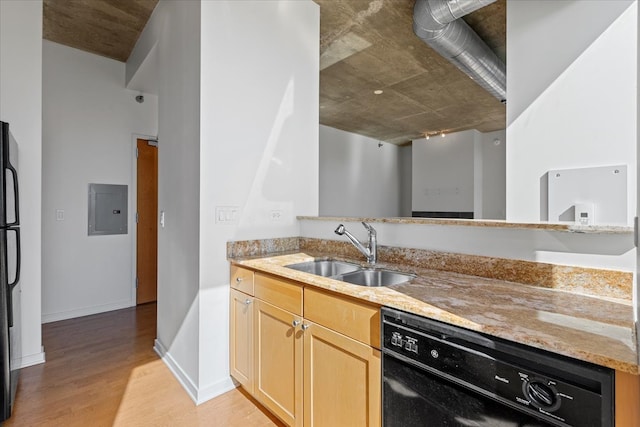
[334,222,377,265]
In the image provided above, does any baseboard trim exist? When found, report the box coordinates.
[16,346,46,368]
[153,339,236,405]
[42,299,134,323]
[154,339,199,403]
[196,376,236,405]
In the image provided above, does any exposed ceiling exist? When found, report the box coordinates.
[317,0,506,144]
[42,0,506,145]
[43,0,158,63]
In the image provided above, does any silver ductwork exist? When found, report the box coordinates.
[413,0,506,102]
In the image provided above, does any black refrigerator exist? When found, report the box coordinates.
[0,121,21,422]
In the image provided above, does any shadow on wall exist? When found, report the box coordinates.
[539,173,549,221]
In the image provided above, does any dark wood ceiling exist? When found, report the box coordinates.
[42,0,506,145]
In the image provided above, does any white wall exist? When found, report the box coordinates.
[138,0,203,397]
[319,125,401,217]
[507,0,635,122]
[41,41,158,323]
[399,145,412,217]
[199,0,318,401]
[480,129,506,219]
[0,0,44,367]
[633,0,640,326]
[507,1,637,224]
[128,0,319,404]
[300,218,635,273]
[412,130,477,214]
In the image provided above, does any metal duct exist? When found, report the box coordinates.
[413,0,506,102]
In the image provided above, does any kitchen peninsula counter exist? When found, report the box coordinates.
[230,250,638,375]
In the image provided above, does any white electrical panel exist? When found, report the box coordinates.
[88,183,128,235]
[547,165,627,225]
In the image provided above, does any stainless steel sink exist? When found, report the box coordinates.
[285,259,415,287]
[285,259,362,277]
[337,269,416,287]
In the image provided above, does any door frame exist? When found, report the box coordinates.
[130,133,158,305]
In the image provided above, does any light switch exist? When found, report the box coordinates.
[215,206,240,224]
[56,209,64,221]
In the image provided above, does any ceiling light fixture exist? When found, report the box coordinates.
[373,90,383,95]
[424,131,448,140]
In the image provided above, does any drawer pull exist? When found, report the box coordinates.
[244,299,252,305]
[236,277,243,282]
[292,320,301,327]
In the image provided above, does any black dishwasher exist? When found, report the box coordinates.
[381,307,614,427]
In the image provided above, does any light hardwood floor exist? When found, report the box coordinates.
[6,303,284,427]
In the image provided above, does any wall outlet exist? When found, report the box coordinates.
[270,210,283,222]
[56,209,64,221]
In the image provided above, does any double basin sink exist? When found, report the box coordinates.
[285,259,415,287]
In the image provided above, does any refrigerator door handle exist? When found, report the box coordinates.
[6,228,19,328]
[7,228,19,288]
[6,162,18,227]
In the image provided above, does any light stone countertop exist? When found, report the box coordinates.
[230,251,638,374]
[298,216,634,234]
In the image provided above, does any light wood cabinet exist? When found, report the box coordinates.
[254,299,303,427]
[303,321,381,427]
[231,265,255,295]
[229,289,254,394]
[304,286,380,348]
[230,266,381,427]
[616,370,640,427]
[255,272,303,316]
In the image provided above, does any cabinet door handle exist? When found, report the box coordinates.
[292,320,301,327]
[301,324,310,331]
[236,277,243,283]
[244,299,252,305]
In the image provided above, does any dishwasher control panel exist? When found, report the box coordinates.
[382,308,614,427]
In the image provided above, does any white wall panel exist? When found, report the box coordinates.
[0,0,44,365]
[198,0,319,396]
[319,125,401,217]
[42,41,158,322]
[507,1,637,224]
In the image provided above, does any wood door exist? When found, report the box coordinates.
[230,289,254,395]
[254,300,303,427]
[303,321,381,427]
[136,139,158,304]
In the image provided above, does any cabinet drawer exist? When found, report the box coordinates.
[255,273,303,316]
[304,287,380,349]
[231,265,255,295]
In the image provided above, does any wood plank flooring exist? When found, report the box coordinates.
[6,303,284,426]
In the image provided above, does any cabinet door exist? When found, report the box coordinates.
[616,371,640,427]
[255,300,303,427]
[304,321,381,427]
[229,289,254,395]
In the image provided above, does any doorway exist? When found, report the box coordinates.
[136,138,158,304]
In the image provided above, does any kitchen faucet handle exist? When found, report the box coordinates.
[362,222,376,235]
